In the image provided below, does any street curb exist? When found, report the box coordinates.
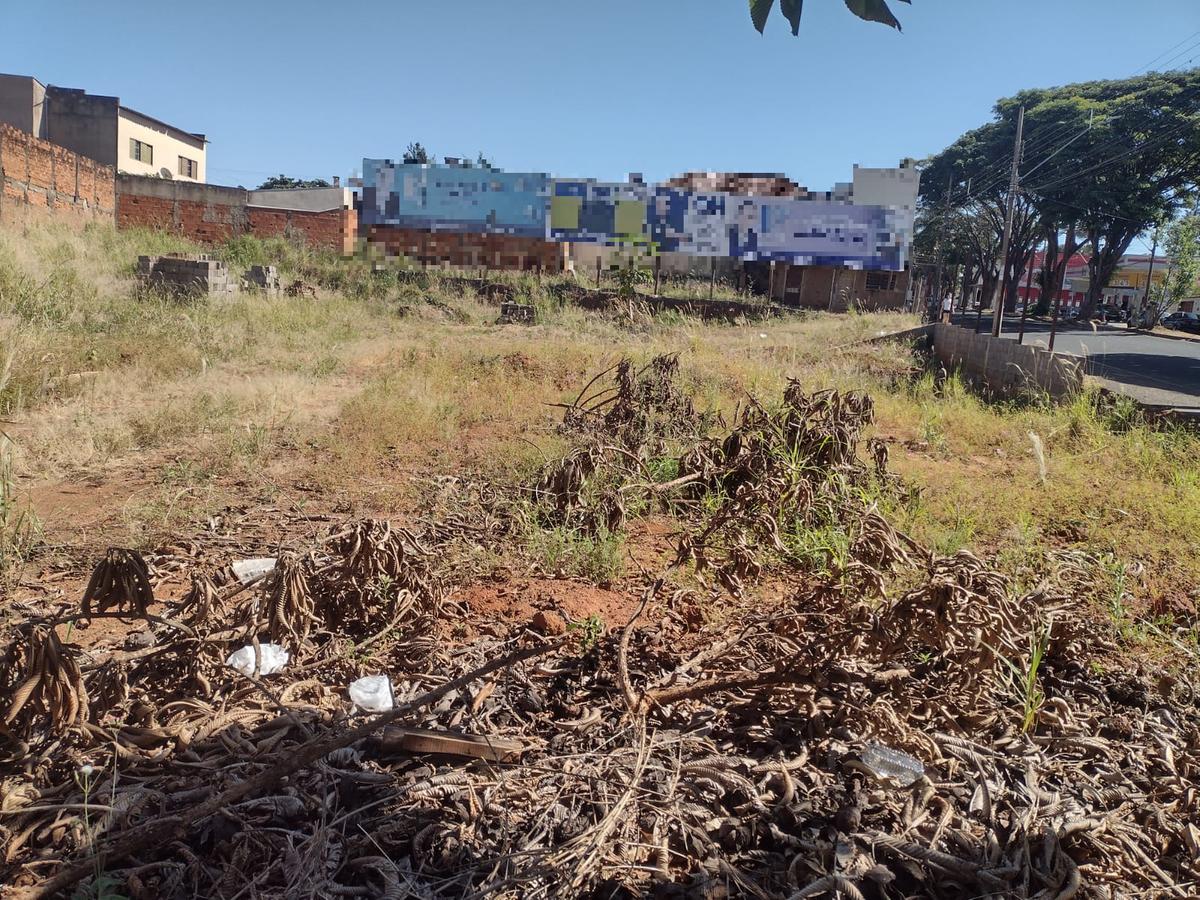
[1129,327,1200,345]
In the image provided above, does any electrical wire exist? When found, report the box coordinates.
[918,37,1199,251]
[1136,30,1200,73]
[1027,119,1195,194]
[928,42,1200,210]
[1153,36,1200,72]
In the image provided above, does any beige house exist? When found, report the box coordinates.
[0,73,206,182]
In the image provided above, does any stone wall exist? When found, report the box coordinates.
[0,123,115,226]
[933,323,1083,399]
[116,175,356,254]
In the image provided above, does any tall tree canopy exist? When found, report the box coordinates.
[749,0,910,34]
[918,69,1200,318]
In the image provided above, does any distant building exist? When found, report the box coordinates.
[1010,251,1200,315]
[0,73,207,183]
[1012,251,1090,309]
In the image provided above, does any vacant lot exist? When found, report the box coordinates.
[2,221,1199,898]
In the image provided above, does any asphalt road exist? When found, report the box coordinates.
[949,314,1200,408]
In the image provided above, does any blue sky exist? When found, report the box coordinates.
[4,0,1198,192]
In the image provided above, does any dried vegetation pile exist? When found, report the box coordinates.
[1,356,1197,899]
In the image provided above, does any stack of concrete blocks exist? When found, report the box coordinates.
[498,301,535,324]
[243,264,281,295]
[136,254,236,296]
[933,324,1083,399]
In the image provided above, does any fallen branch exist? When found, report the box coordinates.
[12,637,561,900]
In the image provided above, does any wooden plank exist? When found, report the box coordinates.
[375,726,525,762]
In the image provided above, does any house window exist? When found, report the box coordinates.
[129,139,153,165]
[178,156,198,179]
[865,271,895,291]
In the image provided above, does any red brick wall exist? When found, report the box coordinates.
[117,175,356,254]
[247,206,356,255]
[365,225,564,272]
[0,124,115,226]
[116,177,249,245]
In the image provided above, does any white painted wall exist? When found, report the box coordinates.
[116,109,206,182]
[248,187,352,212]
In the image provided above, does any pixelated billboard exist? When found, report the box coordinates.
[361,160,549,238]
[552,184,903,269]
[363,160,917,270]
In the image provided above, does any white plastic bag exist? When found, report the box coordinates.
[231,558,276,585]
[225,643,289,676]
[862,742,924,787]
[348,675,394,712]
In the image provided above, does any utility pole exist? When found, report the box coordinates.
[1142,228,1160,327]
[991,105,1025,337]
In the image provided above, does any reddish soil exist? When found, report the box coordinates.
[452,576,641,634]
[24,465,156,541]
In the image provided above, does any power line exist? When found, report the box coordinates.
[1136,29,1200,73]
[918,35,1200,251]
[1020,121,1093,179]
[946,118,1093,206]
[1154,36,1200,72]
[929,37,1200,210]
[1027,119,1195,194]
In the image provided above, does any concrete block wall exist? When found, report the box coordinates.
[117,174,355,254]
[137,254,235,295]
[933,324,1083,399]
[243,264,280,294]
[0,123,115,225]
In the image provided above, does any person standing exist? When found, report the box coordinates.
[941,292,953,323]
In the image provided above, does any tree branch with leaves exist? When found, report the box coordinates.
[749,0,911,36]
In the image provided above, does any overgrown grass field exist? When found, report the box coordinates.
[2,219,1199,656]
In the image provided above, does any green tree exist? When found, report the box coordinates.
[402,142,432,165]
[1159,200,1200,311]
[256,174,331,190]
[919,69,1200,320]
[749,0,910,35]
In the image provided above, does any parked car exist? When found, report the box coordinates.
[1161,312,1200,333]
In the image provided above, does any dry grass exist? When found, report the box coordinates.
[3,220,1200,639]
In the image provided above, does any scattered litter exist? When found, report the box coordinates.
[862,742,925,787]
[348,674,394,712]
[225,643,289,676]
[231,557,276,584]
